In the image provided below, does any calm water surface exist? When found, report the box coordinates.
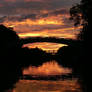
[13,79,82,92]
[13,61,82,92]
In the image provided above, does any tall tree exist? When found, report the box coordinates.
[70,0,92,41]
[70,0,92,92]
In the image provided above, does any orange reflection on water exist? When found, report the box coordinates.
[23,61,72,76]
[13,79,82,92]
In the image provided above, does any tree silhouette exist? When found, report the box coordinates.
[70,0,91,41]
[0,25,22,91]
[70,0,92,91]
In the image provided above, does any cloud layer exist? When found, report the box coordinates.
[0,0,81,39]
[0,0,81,51]
[0,0,80,15]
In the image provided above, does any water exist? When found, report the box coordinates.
[13,79,82,92]
[23,61,72,76]
[12,61,82,92]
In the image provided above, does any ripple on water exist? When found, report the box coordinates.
[13,79,82,92]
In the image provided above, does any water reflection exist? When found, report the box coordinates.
[23,61,71,76]
[14,79,82,92]
[13,61,82,92]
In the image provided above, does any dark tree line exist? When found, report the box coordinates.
[53,0,92,92]
[0,25,23,91]
[69,0,92,92]
[70,0,91,41]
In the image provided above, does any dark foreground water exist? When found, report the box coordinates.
[12,60,82,92]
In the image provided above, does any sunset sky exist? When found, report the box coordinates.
[0,0,81,51]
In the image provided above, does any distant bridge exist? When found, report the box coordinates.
[21,37,82,46]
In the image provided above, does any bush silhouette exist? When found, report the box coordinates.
[0,25,22,91]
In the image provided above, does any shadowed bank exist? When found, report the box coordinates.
[0,25,55,91]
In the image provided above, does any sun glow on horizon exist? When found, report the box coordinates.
[19,33,41,37]
[22,42,68,52]
[2,13,82,40]
[1,12,82,42]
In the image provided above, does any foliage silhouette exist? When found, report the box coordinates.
[0,24,23,91]
[69,0,92,91]
[20,47,54,67]
[70,0,91,41]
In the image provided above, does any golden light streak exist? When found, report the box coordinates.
[19,33,41,37]
[8,25,15,28]
[18,32,76,39]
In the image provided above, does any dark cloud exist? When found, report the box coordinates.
[0,0,80,15]
[0,14,38,23]
[0,8,68,23]
[31,23,74,31]
[0,0,50,15]
[0,16,6,22]
[22,14,37,20]
[51,9,67,15]
[40,9,68,18]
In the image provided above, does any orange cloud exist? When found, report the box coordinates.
[3,15,64,26]
[18,26,80,39]
[2,12,81,40]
